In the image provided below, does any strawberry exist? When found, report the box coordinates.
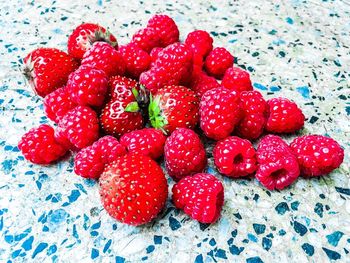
[131,27,160,53]
[147,14,179,47]
[108,75,139,99]
[99,153,168,226]
[23,48,79,97]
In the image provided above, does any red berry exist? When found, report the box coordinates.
[23,48,79,97]
[81,42,125,77]
[222,67,253,93]
[266,98,305,133]
[120,128,166,160]
[189,69,220,98]
[55,106,100,149]
[149,47,163,66]
[172,173,224,223]
[204,47,234,79]
[119,44,151,79]
[18,124,68,164]
[200,87,242,140]
[99,153,168,226]
[43,86,76,123]
[164,128,207,181]
[290,135,344,177]
[131,27,160,53]
[66,66,108,108]
[256,135,300,190]
[147,14,179,47]
[185,30,213,59]
[67,23,118,60]
[108,75,139,99]
[213,136,257,177]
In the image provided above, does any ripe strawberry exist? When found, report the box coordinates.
[99,153,168,226]
[185,30,213,63]
[67,23,118,59]
[74,136,126,179]
[204,47,234,79]
[200,87,242,140]
[23,48,79,97]
[164,128,207,181]
[18,124,68,164]
[131,27,160,53]
[55,106,100,149]
[147,14,179,47]
[189,69,220,98]
[148,85,199,134]
[81,42,125,77]
[66,66,108,108]
[213,136,257,177]
[266,98,305,133]
[118,44,151,79]
[290,135,344,177]
[43,86,76,123]
[222,67,253,93]
[256,135,300,190]
[108,75,139,99]
[120,128,166,160]
[172,173,224,223]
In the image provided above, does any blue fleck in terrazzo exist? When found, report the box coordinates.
[1,0,350,262]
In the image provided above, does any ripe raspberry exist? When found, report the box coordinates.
[213,136,257,177]
[18,124,68,164]
[66,66,108,108]
[120,128,166,160]
[266,98,305,133]
[74,136,126,179]
[164,128,207,181]
[55,106,100,149]
[119,44,151,79]
[81,42,125,77]
[43,86,76,123]
[222,67,253,93]
[204,47,234,79]
[185,30,213,60]
[147,14,179,47]
[290,135,344,177]
[172,173,224,223]
[149,47,163,66]
[108,75,139,99]
[131,27,160,53]
[256,135,300,190]
[189,69,220,98]
[99,153,168,226]
[200,87,242,140]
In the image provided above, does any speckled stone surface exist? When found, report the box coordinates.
[1,1,350,262]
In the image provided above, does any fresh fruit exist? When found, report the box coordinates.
[204,47,234,79]
[185,30,213,67]
[266,98,305,133]
[23,48,79,97]
[222,66,253,93]
[81,42,125,77]
[119,44,151,79]
[55,106,100,149]
[147,14,179,47]
[18,124,68,164]
[108,75,139,99]
[99,153,168,226]
[149,85,199,134]
[172,173,224,223]
[66,66,108,108]
[290,135,344,177]
[74,136,126,179]
[256,135,300,190]
[149,47,163,66]
[67,23,118,59]
[120,128,166,160]
[43,86,76,123]
[200,87,242,140]
[213,136,257,177]
[189,69,220,98]
[164,128,207,181]
[131,27,160,53]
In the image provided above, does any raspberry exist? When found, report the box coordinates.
[256,135,300,190]
[290,135,344,177]
[55,106,100,149]
[43,86,76,123]
[213,136,257,177]
[147,14,179,47]
[18,124,68,164]
[185,30,213,60]
[222,67,253,93]
[172,173,224,223]
[149,47,163,66]
[164,128,207,181]
[120,128,166,160]
[266,98,305,133]
[204,47,234,79]
[74,136,126,179]
[131,27,160,53]
[108,75,139,99]
[190,69,220,98]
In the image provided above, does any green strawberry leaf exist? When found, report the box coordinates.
[125,101,140,112]
[132,87,139,99]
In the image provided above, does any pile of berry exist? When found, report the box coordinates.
[18,15,344,226]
